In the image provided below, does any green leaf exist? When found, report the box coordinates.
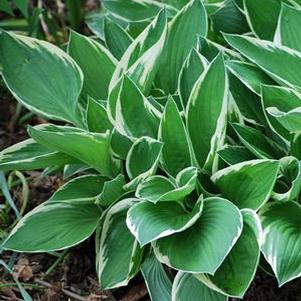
[68,31,117,101]
[267,106,301,133]
[291,133,301,160]
[125,136,162,189]
[210,0,249,34]
[187,53,228,173]
[136,167,198,203]
[275,4,301,52]
[0,31,83,126]
[0,171,20,219]
[0,0,13,15]
[141,255,172,301]
[65,0,84,30]
[13,0,28,18]
[228,72,266,125]
[231,123,285,159]
[96,174,126,207]
[198,36,242,62]
[3,203,101,252]
[86,98,113,133]
[228,93,245,125]
[218,145,255,165]
[103,0,176,22]
[13,0,29,19]
[243,0,284,40]
[97,198,143,289]
[154,197,243,274]
[127,198,203,246]
[29,124,119,178]
[197,209,262,298]
[104,17,133,60]
[0,139,78,171]
[159,97,193,177]
[137,176,175,202]
[172,272,227,301]
[212,159,279,210]
[109,9,167,100]
[260,201,301,286]
[63,164,89,179]
[156,0,208,93]
[111,128,133,160]
[272,157,301,202]
[226,60,275,95]
[261,85,301,140]
[85,9,106,40]
[224,34,301,90]
[114,76,161,139]
[178,48,208,109]
[164,0,189,9]
[48,175,108,204]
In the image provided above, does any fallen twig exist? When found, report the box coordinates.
[35,278,88,301]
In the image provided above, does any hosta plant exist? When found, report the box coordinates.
[1,0,301,299]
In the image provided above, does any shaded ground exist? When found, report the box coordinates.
[1,89,301,301]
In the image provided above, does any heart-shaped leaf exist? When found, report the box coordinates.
[154,197,242,274]
[136,167,198,203]
[197,209,262,298]
[127,198,203,246]
[212,159,279,210]
[260,201,301,286]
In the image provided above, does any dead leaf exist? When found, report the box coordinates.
[13,257,33,281]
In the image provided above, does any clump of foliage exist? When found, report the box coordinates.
[1,0,301,299]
